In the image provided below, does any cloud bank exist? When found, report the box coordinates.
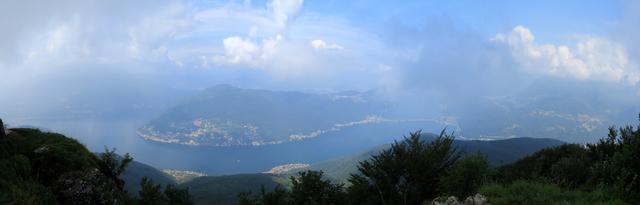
[493,26,639,85]
[1,0,639,141]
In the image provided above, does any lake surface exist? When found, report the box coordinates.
[13,118,443,175]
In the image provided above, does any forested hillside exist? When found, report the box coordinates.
[0,126,192,204]
[239,114,640,205]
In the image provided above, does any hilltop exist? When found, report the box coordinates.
[138,85,391,146]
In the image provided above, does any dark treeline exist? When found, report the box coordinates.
[239,114,640,205]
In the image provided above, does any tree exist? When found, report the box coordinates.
[290,171,347,205]
[238,171,345,205]
[238,186,292,205]
[138,177,193,205]
[164,184,193,205]
[348,130,460,204]
[97,147,132,191]
[495,113,640,204]
[139,177,167,205]
[439,153,490,198]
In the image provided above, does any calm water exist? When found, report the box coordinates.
[15,118,441,175]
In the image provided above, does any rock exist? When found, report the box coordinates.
[54,168,127,205]
[0,118,5,139]
[34,145,50,154]
[431,196,460,205]
[463,193,489,205]
[431,194,489,205]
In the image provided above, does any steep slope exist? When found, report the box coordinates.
[139,85,389,146]
[0,128,127,204]
[121,160,176,196]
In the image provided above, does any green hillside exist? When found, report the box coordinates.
[0,128,128,204]
[179,173,286,205]
[121,160,176,196]
[0,127,185,204]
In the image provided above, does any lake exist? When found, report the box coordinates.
[12,117,443,175]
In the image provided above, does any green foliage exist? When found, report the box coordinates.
[139,177,193,205]
[0,128,126,204]
[496,143,592,188]
[238,171,346,205]
[183,173,281,205]
[290,171,347,205]
[0,127,188,205]
[121,160,176,196]
[494,114,640,203]
[98,146,133,190]
[347,131,460,204]
[165,184,193,205]
[587,125,640,203]
[0,154,56,204]
[238,185,292,205]
[11,128,98,186]
[480,181,629,205]
[439,153,490,198]
[139,177,168,205]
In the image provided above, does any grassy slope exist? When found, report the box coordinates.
[0,128,101,203]
[0,128,176,199]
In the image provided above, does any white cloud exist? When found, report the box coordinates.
[0,0,192,70]
[269,0,304,29]
[209,0,304,67]
[493,25,640,84]
[310,39,343,50]
[213,35,282,65]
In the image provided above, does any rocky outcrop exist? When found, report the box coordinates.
[0,118,5,139]
[53,168,127,205]
[431,194,489,205]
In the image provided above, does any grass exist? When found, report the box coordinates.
[479,180,629,205]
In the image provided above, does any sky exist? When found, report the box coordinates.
[1,0,639,125]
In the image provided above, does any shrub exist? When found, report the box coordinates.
[479,180,629,205]
[439,153,490,198]
[348,130,460,204]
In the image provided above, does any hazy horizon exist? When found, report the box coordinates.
[2,0,640,147]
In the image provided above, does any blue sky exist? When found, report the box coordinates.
[299,0,624,40]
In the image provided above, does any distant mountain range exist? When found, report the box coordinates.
[138,84,392,146]
[448,79,640,143]
[139,84,640,147]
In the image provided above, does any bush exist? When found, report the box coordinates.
[439,153,490,198]
[138,177,193,205]
[348,130,460,204]
[479,180,629,205]
[238,171,345,205]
